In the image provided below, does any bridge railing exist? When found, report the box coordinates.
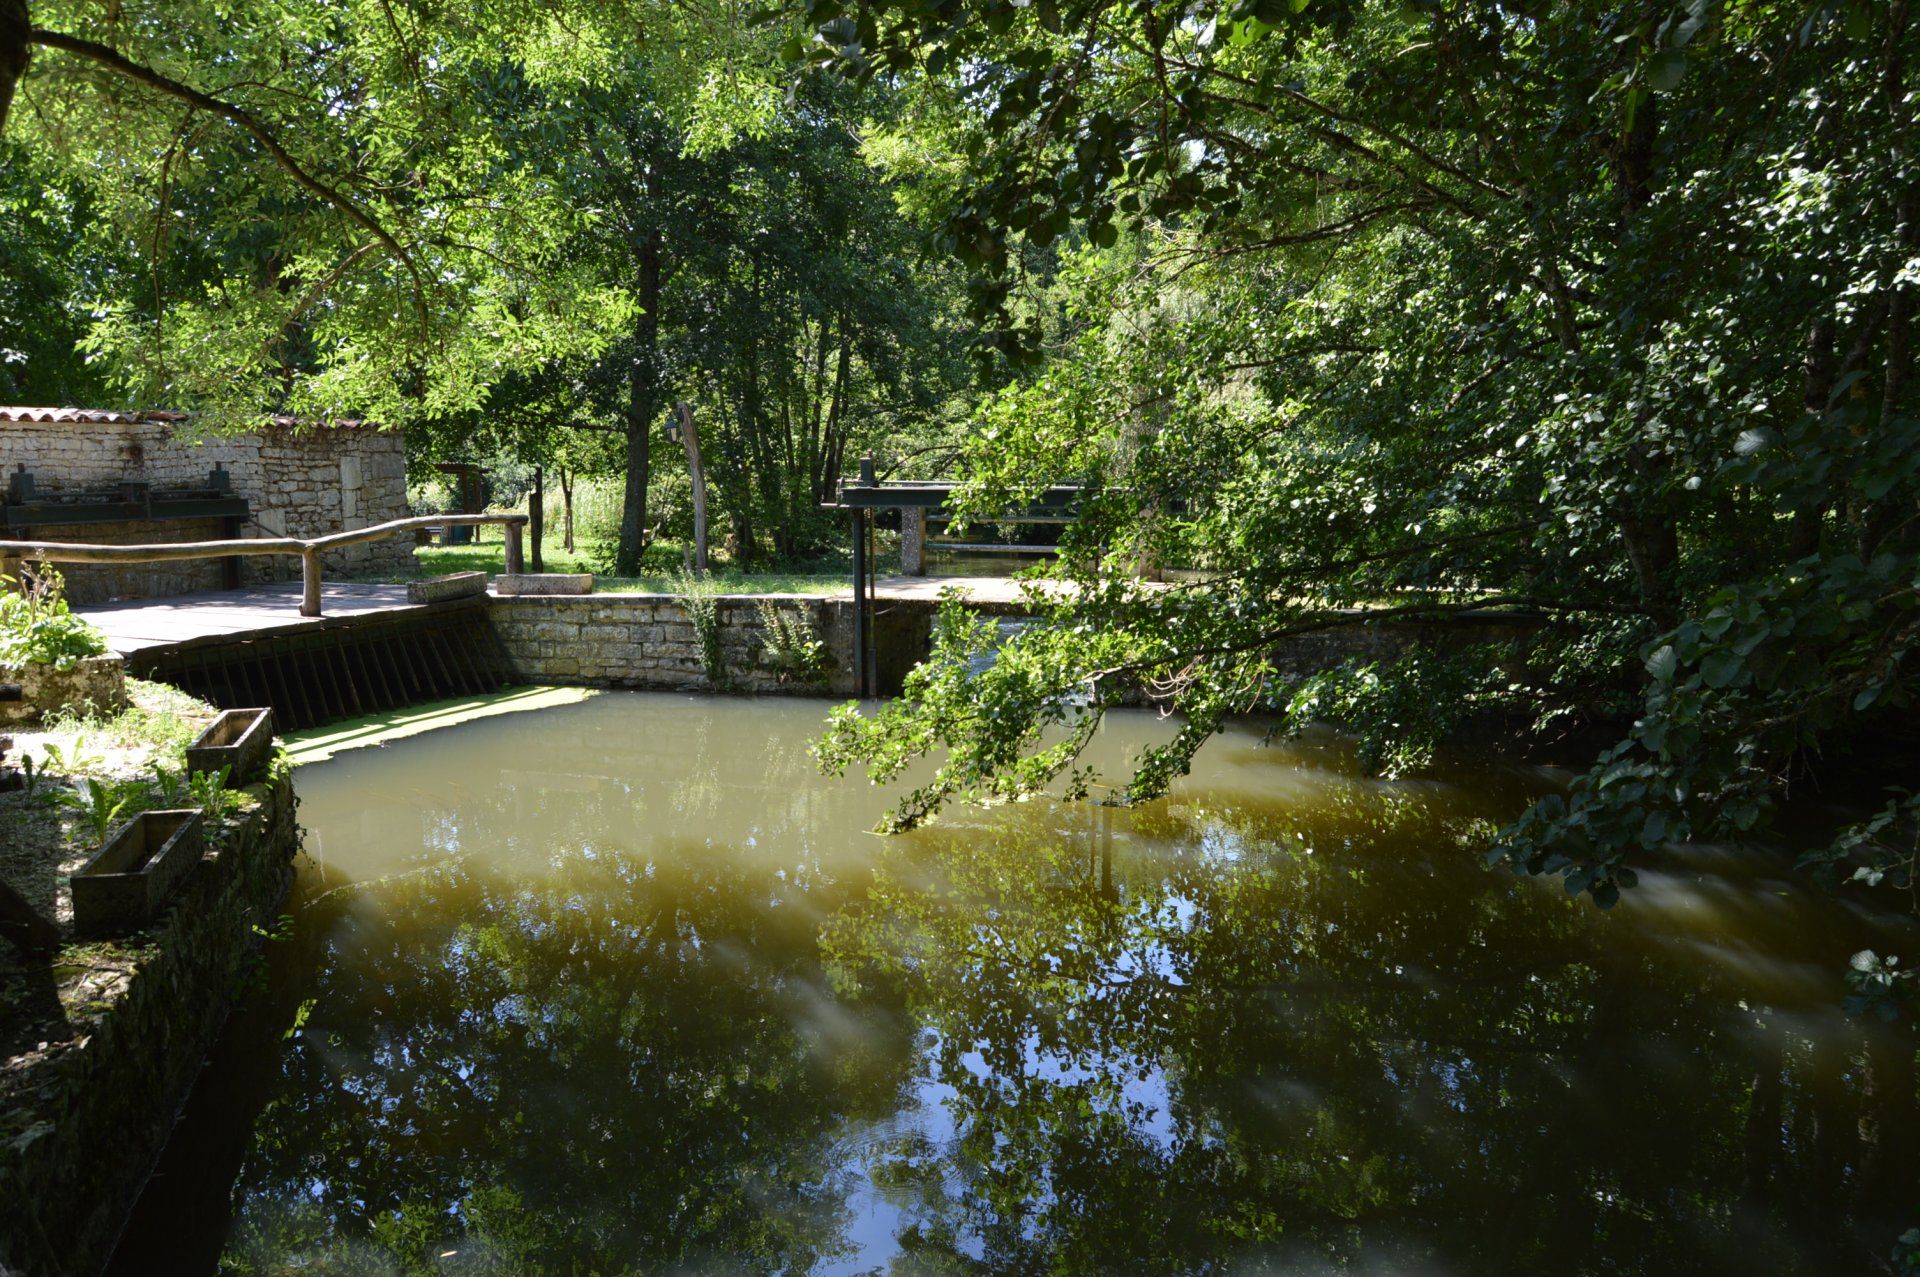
[0,513,528,617]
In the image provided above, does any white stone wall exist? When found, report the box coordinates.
[0,418,410,602]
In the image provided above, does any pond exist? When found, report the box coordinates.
[112,693,1918,1274]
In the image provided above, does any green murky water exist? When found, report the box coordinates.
[114,693,1918,1274]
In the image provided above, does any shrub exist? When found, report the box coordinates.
[0,569,108,670]
[756,602,829,688]
[672,568,724,686]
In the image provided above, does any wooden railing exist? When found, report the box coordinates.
[0,513,527,618]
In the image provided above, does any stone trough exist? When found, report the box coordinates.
[71,809,205,937]
[186,707,276,786]
[406,570,490,604]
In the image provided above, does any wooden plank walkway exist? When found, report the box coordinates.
[77,582,423,655]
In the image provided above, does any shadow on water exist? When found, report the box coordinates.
[111,693,1920,1275]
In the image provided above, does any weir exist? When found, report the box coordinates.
[98,588,514,732]
[9,514,526,732]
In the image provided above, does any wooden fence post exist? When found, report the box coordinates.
[504,520,524,575]
[301,550,323,617]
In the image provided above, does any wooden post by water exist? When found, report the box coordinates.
[851,508,867,699]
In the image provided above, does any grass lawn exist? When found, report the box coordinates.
[404,542,852,596]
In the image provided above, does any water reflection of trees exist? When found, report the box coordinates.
[828,787,1920,1275]
[219,698,1918,1274]
[223,844,913,1274]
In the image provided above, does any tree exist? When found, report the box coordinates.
[808,1,1920,995]
[407,358,626,567]
[0,140,114,403]
[485,64,973,571]
[669,77,974,563]
[1,1,776,431]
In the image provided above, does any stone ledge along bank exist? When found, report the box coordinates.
[0,774,298,1277]
[485,590,1542,701]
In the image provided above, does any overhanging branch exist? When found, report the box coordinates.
[28,26,429,328]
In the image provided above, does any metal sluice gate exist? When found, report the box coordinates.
[126,599,512,733]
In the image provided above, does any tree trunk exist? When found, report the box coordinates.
[0,0,29,135]
[675,401,710,572]
[1619,498,1680,629]
[616,234,663,576]
[1612,86,1681,623]
[1863,3,1916,557]
[530,466,545,573]
[560,470,575,553]
[730,511,757,566]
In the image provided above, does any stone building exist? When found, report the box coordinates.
[0,407,410,603]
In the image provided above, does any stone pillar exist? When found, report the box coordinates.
[901,507,926,576]
[339,455,364,529]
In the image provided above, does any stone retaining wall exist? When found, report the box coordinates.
[0,656,129,727]
[490,594,860,696]
[1267,611,1545,682]
[488,593,1542,705]
[17,517,229,598]
[1,411,410,603]
[0,772,299,1277]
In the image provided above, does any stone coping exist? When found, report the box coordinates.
[488,589,835,605]
[493,573,595,596]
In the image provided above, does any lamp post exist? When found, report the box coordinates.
[667,401,709,572]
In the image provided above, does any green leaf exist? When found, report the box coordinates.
[1645,644,1678,682]
[1700,649,1743,689]
[1646,49,1687,92]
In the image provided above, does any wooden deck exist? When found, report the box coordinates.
[77,582,425,656]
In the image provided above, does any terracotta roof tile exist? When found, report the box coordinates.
[0,406,372,429]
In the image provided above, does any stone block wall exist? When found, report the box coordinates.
[0,655,129,727]
[486,593,1545,707]
[490,594,858,696]
[15,515,230,598]
[0,772,297,1277]
[1266,611,1545,683]
[0,410,411,603]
